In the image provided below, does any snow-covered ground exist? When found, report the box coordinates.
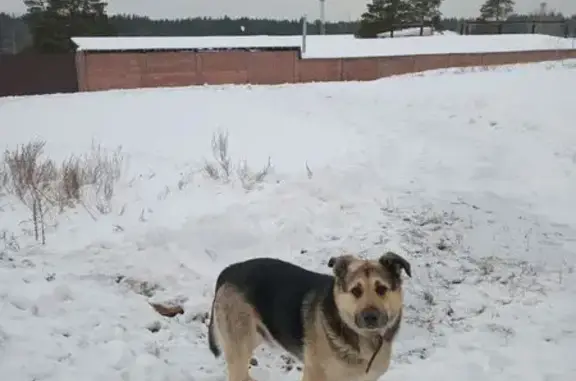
[1,59,576,381]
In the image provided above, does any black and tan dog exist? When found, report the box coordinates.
[207,252,411,381]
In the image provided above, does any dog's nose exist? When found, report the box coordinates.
[361,309,381,328]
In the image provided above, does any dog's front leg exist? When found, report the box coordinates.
[301,353,327,381]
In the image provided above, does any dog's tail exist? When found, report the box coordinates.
[207,297,221,358]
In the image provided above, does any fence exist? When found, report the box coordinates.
[0,53,78,97]
[462,20,574,37]
[76,49,576,92]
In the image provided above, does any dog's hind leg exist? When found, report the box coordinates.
[213,284,261,381]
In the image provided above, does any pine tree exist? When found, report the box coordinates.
[479,0,515,21]
[23,0,115,53]
[410,0,443,24]
[357,0,417,38]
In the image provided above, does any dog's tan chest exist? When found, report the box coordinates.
[327,344,391,381]
[303,333,393,381]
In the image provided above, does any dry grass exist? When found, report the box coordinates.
[237,157,272,191]
[203,130,272,190]
[1,139,124,244]
[77,142,124,214]
[0,229,20,253]
[204,130,232,182]
[0,162,8,194]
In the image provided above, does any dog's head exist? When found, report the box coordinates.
[328,252,411,335]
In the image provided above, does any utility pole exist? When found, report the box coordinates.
[319,0,326,34]
[302,15,308,53]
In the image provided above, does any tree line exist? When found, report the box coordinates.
[0,0,575,54]
[356,0,575,37]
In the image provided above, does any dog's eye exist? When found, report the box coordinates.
[375,283,388,296]
[350,286,363,298]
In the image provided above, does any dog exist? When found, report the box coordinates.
[207,252,411,381]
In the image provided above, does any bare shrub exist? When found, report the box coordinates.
[49,143,124,215]
[203,161,221,181]
[81,142,123,185]
[56,155,82,211]
[0,162,8,194]
[2,139,125,244]
[79,142,124,214]
[53,142,124,215]
[0,230,20,253]
[4,140,57,244]
[203,130,272,190]
[204,130,232,181]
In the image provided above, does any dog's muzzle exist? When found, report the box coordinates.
[356,308,388,329]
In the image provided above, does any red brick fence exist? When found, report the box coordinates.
[76,49,576,92]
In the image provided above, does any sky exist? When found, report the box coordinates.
[1,0,576,21]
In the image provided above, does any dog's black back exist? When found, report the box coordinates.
[214,257,333,358]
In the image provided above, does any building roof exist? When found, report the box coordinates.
[72,35,301,52]
[72,34,576,59]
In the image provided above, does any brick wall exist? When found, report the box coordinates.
[77,49,576,92]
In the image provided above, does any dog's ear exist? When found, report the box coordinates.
[328,255,353,285]
[379,252,412,278]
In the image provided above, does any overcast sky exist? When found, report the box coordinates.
[2,0,575,21]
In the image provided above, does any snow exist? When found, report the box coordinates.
[1,59,576,381]
[72,33,576,58]
[302,34,576,58]
[377,27,459,38]
[72,34,302,52]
